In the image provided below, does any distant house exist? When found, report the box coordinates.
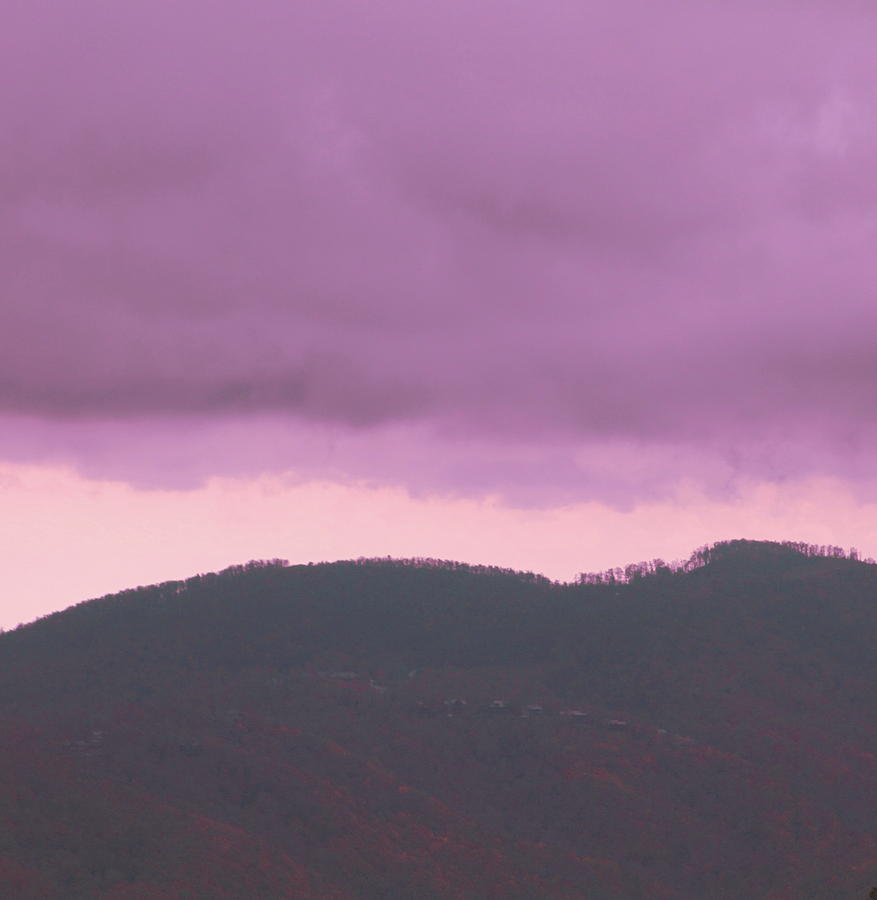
[415,700,442,717]
[63,728,105,758]
[483,699,515,716]
[560,709,589,721]
[178,738,204,757]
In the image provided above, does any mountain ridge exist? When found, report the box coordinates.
[1,539,877,898]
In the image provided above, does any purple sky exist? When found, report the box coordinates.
[3,1,877,622]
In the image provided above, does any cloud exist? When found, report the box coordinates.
[2,0,877,502]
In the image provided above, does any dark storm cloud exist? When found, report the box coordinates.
[3,0,877,500]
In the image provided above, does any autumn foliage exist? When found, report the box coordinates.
[1,542,877,897]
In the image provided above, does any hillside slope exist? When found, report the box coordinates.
[1,541,877,898]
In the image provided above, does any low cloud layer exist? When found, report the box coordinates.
[3,0,877,502]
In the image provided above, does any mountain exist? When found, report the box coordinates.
[1,540,877,898]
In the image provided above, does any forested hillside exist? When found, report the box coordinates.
[1,540,877,898]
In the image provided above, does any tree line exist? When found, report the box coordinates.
[576,539,876,586]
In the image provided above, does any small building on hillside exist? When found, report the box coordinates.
[443,698,468,715]
[482,699,515,716]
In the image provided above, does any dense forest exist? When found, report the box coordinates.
[1,540,877,897]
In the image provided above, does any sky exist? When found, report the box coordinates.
[3,0,877,626]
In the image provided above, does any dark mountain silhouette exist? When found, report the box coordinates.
[2,539,877,898]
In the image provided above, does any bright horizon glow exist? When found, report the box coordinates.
[3,462,876,630]
[5,1,877,612]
